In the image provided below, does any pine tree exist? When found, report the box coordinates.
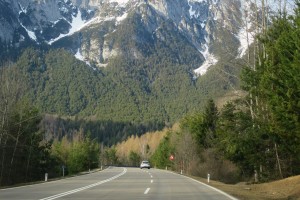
[240,2,300,178]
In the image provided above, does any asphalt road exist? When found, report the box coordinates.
[0,167,238,200]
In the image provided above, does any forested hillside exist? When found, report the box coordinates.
[8,45,237,124]
[115,3,300,182]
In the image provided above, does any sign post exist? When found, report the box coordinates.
[166,154,174,171]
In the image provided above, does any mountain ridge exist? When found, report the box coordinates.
[0,0,294,123]
[0,0,252,72]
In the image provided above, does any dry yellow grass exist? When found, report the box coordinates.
[215,90,247,108]
[191,175,300,200]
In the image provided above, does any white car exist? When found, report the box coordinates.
[140,160,151,169]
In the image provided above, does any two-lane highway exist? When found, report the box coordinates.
[0,167,238,200]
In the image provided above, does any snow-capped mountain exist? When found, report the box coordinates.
[0,0,294,74]
[0,0,296,122]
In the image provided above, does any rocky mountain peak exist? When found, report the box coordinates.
[0,0,294,74]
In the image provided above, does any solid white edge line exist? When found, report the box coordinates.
[39,168,127,200]
[144,188,151,194]
[187,176,238,200]
[0,168,108,191]
[161,170,238,200]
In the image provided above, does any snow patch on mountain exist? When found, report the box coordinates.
[48,10,88,45]
[21,24,37,41]
[18,3,28,14]
[188,0,205,18]
[110,0,130,6]
[47,1,132,45]
[194,40,218,76]
[194,54,218,76]
[117,12,128,22]
[237,0,295,58]
[237,24,254,58]
[18,3,37,41]
[74,48,98,70]
[237,0,255,58]
[75,48,86,62]
[267,0,295,15]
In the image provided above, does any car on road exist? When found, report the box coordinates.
[140,160,150,169]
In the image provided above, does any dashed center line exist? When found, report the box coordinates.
[151,180,153,183]
[144,188,151,194]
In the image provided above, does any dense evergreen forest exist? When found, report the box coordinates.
[41,115,164,146]
[148,4,300,182]
[3,47,233,123]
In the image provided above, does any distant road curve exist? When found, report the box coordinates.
[0,167,238,200]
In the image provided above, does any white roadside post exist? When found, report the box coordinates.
[62,165,65,177]
[207,173,210,183]
[45,173,48,182]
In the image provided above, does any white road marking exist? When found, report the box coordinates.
[165,170,238,200]
[151,180,153,183]
[39,168,127,200]
[144,188,151,194]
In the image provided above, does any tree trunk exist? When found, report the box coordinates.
[275,143,283,179]
[8,118,23,182]
[0,135,8,186]
[0,100,8,144]
[25,135,34,182]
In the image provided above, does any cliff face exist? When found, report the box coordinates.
[0,0,259,73]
